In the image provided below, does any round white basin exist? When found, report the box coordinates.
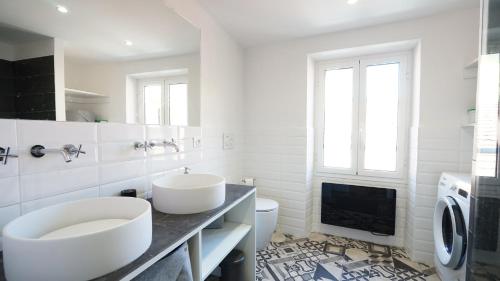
[2,197,152,281]
[153,174,226,214]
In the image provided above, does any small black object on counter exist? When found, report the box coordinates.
[120,189,137,197]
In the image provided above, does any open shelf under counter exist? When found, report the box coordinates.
[201,222,252,280]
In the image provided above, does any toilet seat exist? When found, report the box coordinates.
[256,198,279,212]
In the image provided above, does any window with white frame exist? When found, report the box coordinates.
[138,76,189,126]
[316,52,410,178]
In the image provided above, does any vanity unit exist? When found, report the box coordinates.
[0,185,256,281]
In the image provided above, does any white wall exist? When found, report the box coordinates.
[54,38,66,121]
[164,0,245,185]
[0,38,55,61]
[0,39,56,62]
[14,39,54,61]
[243,8,479,264]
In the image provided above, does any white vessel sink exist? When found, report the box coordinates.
[153,174,226,214]
[2,197,152,281]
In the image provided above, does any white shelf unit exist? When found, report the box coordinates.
[186,190,256,281]
[119,189,255,281]
[201,222,251,279]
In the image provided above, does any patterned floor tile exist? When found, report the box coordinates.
[256,232,438,281]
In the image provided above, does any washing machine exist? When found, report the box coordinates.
[433,173,471,281]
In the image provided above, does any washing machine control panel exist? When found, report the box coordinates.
[458,189,468,199]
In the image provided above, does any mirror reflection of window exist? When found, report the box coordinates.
[140,77,188,126]
[169,83,188,126]
[144,84,163,125]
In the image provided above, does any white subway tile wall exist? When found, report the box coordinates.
[243,127,313,237]
[0,120,241,250]
[404,125,471,263]
[244,125,471,265]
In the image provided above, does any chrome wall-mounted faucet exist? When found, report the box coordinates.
[31,144,86,163]
[134,141,150,151]
[148,138,180,152]
[183,167,191,174]
[0,147,18,165]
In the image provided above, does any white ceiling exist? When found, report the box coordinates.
[0,0,200,61]
[198,0,479,47]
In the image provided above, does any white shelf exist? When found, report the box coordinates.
[462,123,476,128]
[65,88,108,98]
[201,222,251,280]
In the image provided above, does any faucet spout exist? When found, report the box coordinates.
[164,139,180,152]
[61,151,72,163]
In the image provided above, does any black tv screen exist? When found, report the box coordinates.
[321,183,396,235]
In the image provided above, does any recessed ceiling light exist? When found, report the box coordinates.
[347,0,358,5]
[56,5,68,14]
[125,40,133,46]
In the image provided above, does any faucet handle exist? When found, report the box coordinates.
[134,141,148,151]
[183,167,191,174]
[76,144,86,158]
[0,147,18,165]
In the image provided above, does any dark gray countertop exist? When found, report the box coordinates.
[0,184,255,281]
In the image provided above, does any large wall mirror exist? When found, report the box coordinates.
[0,0,201,126]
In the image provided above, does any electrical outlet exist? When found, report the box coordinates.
[223,134,234,150]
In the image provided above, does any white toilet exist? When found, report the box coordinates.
[256,198,279,250]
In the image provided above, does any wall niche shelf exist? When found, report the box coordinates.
[65,88,109,104]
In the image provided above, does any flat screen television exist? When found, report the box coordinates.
[321,183,396,235]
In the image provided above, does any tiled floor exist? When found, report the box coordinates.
[256,232,440,281]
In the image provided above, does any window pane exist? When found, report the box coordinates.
[363,63,400,171]
[144,84,162,125]
[323,68,354,169]
[169,83,188,126]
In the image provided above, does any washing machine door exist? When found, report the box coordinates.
[434,196,467,269]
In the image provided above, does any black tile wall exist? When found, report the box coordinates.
[13,56,54,77]
[12,56,55,120]
[0,56,56,120]
[0,59,16,118]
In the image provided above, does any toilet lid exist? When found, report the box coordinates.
[256,198,279,212]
